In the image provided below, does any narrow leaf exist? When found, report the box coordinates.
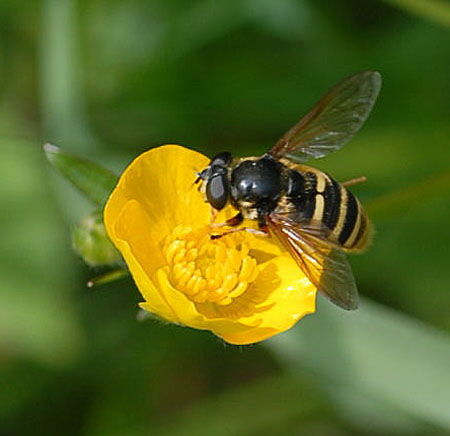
[44,143,117,206]
[267,298,450,429]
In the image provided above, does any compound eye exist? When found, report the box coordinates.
[206,174,229,210]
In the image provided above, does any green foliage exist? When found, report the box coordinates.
[1,0,450,435]
[44,144,117,207]
[269,299,450,429]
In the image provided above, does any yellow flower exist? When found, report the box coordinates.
[104,145,316,344]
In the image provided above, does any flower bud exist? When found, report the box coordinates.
[72,211,122,266]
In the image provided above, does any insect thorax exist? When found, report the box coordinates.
[229,154,284,219]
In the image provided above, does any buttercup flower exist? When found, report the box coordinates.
[104,145,317,344]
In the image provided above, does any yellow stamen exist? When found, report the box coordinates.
[161,225,260,306]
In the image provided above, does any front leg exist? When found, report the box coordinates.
[210,212,270,240]
[226,212,244,227]
[209,212,243,228]
[210,226,269,240]
[209,207,218,224]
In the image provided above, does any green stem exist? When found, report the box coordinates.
[87,269,129,288]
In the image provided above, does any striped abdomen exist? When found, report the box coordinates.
[284,165,371,252]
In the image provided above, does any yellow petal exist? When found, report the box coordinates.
[105,144,211,234]
[221,255,316,344]
[108,200,180,323]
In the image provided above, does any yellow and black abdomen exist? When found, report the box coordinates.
[283,164,371,252]
[328,179,371,252]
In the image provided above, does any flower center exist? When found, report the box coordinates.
[162,225,259,305]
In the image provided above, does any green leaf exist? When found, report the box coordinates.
[44,143,118,206]
[380,0,450,28]
[267,298,450,429]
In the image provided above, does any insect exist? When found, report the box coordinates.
[196,71,381,310]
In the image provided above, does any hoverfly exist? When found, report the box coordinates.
[197,71,381,310]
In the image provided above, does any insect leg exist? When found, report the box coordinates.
[209,207,219,224]
[210,212,243,227]
[341,176,367,187]
[210,226,269,240]
[226,212,244,226]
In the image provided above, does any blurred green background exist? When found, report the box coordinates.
[1,1,450,435]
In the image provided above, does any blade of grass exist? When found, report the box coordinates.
[267,298,450,429]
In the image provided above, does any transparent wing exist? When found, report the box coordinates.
[267,214,359,310]
[269,71,381,163]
